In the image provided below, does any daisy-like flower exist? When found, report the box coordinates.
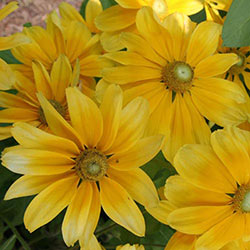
[0,54,77,140]
[117,244,145,250]
[10,5,110,87]
[95,0,232,51]
[0,1,29,90]
[59,0,103,34]
[2,84,164,248]
[102,7,246,163]
[165,127,250,249]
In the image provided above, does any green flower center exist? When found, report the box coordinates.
[39,100,66,124]
[75,149,109,181]
[162,61,194,93]
[233,185,250,213]
[229,52,246,74]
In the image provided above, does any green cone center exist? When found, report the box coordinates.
[162,61,194,93]
[236,54,245,67]
[75,149,108,181]
[39,99,66,124]
[241,191,250,212]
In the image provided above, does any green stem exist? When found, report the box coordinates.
[0,215,31,250]
[95,223,117,237]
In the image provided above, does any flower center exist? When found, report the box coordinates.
[162,61,194,93]
[39,100,66,124]
[75,149,109,181]
[152,0,168,19]
[233,184,250,213]
[229,52,246,74]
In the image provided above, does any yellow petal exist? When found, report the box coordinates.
[165,232,197,250]
[146,200,175,225]
[97,84,123,152]
[243,71,250,90]
[0,91,33,108]
[102,66,161,85]
[85,0,103,33]
[37,92,83,149]
[50,54,72,103]
[32,60,53,100]
[108,168,159,207]
[12,122,79,157]
[120,32,166,66]
[136,7,172,61]
[211,127,250,185]
[100,177,145,237]
[195,213,245,250]
[83,235,103,250]
[191,78,246,126]
[64,21,92,62]
[162,12,196,61]
[115,0,141,8]
[162,93,211,163]
[186,21,221,66]
[95,5,137,32]
[0,126,12,140]
[108,135,163,170]
[107,97,149,154]
[174,144,237,193]
[79,183,101,248]
[24,175,78,232]
[0,33,30,51]
[62,181,93,246]
[4,172,72,200]
[0,1,18,21]
[165,175,231,208]
[2,148,75,175]
[100,31,126,52]
[0,108,38,123]
[168,205,233,234]
[66,87,103,148]
[0,59,15,90]
[195,53,239,78]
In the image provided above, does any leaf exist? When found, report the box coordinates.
[0,235,16,250]
[80,0,90,18]
[0,50,20,64]
[100,0,117,9]
[190,9,206,23]
[222,0,250,47]
[23,22,32,28]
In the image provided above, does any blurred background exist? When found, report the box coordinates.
[0,0,82,36]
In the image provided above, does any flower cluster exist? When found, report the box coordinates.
[0,0,249,250]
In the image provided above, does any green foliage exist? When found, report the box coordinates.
[0,235,16,250]
[0,50,20,64]
[23,22,32,28]
[222,0,250,47]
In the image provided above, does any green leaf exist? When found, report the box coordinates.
[100,0,117,9]
[80,0,90,18]
[190,8,206,23]
[0,235,16,250]
[23,22,32,28]
[222,0,250,47]
[0,50,20,64]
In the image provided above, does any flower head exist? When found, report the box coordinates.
[102,7,246,162]
[166,126,250,249]
[2,84,163,248]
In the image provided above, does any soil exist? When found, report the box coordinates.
[0,0,83,36]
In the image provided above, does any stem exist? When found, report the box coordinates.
[95,223,117,237]
[0,215,31,250]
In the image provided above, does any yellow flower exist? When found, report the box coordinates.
[117,244,145,250]
[2,84,164,248]
[0,1,29,90]
[0,54,78,140]
[166,126,250,249]
[102,7,246,163]
[59,0,103,34]
[10,6,110,86]
[95,0,232,51]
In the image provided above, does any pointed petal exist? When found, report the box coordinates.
[24,175,78,232]
[0,59,15,90]
[0,2,18,21]
[174,144,237,193]
[12,122,79,157]
[0,33,30,51]
[66,87,103,148]
[0,108,38,123]
[100,177,145,236]
[168,205,233,234]
[186,21,221,66]
[0,91,33,108]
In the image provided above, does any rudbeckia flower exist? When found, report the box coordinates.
[2,84,164,248]
[102,7,246,162]
[0,54,78,140]
[95,0,232,51]
[0,1,29,90]
[166,126,250,249]
[59,0,103,34]
[10,7,110,86]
